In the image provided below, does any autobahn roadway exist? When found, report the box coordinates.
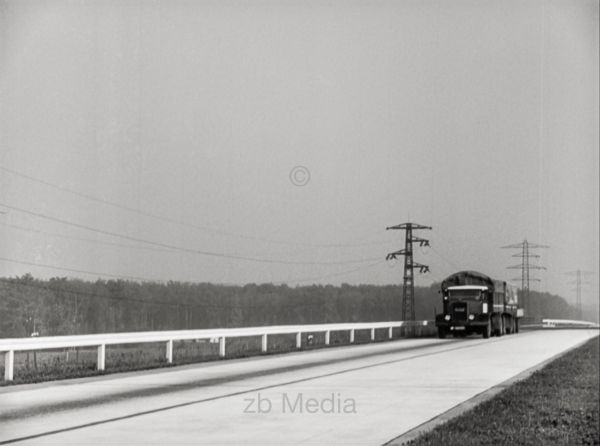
[0,329,597,445]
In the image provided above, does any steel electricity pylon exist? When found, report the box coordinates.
[386,222,431,321]
[502,239,549,317]
[565,270,594,320]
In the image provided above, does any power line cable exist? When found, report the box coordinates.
[0,221,176,254]
[429,246,460,271]
[0,255,387,291]
[277,259,386,286]
[0,165,388,249]
[0,277,343,312]
[0,202,380,266]
[0,278,257,310]
[0,256,157,282]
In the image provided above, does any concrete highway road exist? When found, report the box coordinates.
[0,329,597,445]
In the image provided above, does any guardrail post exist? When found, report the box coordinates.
[97,344,105,371]
[4,350,14,381]
[388,327,393,339]
[325,331,330,345]
[261,334,268,353]
[370,328,375,341]
[219,337,226,358]
[296,332,301,349]
[349,329,355,343]
[166,340,173,363]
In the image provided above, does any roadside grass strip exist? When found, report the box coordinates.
[404,336,600,445]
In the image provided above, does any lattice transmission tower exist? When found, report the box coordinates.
[386,222,431,321]
[501,239,549,317]
[565,270,594,320]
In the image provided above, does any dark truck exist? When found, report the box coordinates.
[435,271,523,339]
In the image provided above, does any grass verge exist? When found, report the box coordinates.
[405,336,600,445]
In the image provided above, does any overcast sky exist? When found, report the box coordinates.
[1,0,598,308]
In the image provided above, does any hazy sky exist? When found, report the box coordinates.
[1,0,598,308]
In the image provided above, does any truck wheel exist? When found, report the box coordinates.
[492,315,500,337]
[438,328,447,339]
[483,320,491,339]
[499,316,505,337]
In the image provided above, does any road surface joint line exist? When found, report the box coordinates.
[1,339,461,420]
[0,339,498,445]
[0,337,449,394]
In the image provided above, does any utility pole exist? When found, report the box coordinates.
[501,239,549,318]
[386,222,431,322]
[565,270,594,320]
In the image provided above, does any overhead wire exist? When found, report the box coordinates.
[0,276,359,312]
[0,253,388,290]
[0,256,157,282]
[0,202,381,266]
[0,165,389,249]
[0,277,264,311]
[0,221,176,254]
[276,259,386,286]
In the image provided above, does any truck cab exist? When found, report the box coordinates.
[435,270,522,339]
[436,285,490,338]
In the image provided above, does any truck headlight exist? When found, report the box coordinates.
[468,314,475,320]
[444,315,451,321]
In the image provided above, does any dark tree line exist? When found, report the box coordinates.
[0,274,579,338]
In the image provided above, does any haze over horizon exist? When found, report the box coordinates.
[1,0,598,311]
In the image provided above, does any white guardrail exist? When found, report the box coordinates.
[542,319,600,328]
[0,320,431,381]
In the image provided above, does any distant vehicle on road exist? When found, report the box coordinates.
[435,271,523,339]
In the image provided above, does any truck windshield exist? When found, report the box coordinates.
[448,289,482,300]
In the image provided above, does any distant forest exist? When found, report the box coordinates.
[0,274,581,338]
